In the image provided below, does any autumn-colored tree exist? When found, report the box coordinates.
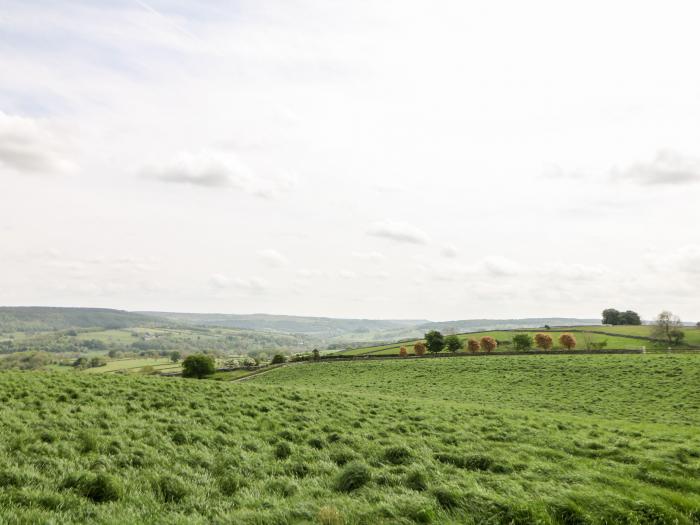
[480,336,497,353]
[534,333,553,351]
[399,346,408,357]
[559,333,577,350]
[413,342,427,356]
[467,339,480,353]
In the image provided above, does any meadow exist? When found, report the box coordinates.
[0,353,698,524]
[339,326,700,356]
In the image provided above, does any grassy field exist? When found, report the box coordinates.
[0,353,698,523]
[340,326,700,356]
[82,358,178,374]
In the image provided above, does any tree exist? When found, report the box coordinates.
[603,308,641,325]
[413,342,427,356]
[399,346,408,357]
[559,333,577,350]
[271,354,287,364]
[444,335,463,353]
[73,357,89,369]
[651,311,685,345]
[619,310,642,325]
[534,333,553,351]
[696,322,700,328]
[512,334,533,351]
[312,348,321,361]
[467,339,480,353]
[602,308,620,325]
[107,349,119,359]
[181,354,216,378]
[424,331,445,354]
[89,356,106,368]
[480,336,497,353]
[544,325,551,330]
[169,351,181,363]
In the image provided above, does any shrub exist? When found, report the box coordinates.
[445,335,463,353]
[512,334,533,351]
[182,354,216,378]
[169,351,181,363]
[534,333,553,351]
[480,337,497,353]
[559,333,577,350]
[271,354,287,364]
[399,346,408,357]
[414,342,427,356]
[335,462,371,492]
[467,339,480,353]
[425,331,445,354]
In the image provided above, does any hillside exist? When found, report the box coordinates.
[0,354,698,523]
[139,311,427,338]
[340,325,700,356]
[0,307,165,333]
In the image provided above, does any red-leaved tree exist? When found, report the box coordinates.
[467,339,480,353]
[413,342,427,356]
[399,346,408,357]
[559,333,577,350]
[480,336,497,353]
[534,333,553,351]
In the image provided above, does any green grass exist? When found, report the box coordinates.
[342,325,700,356]
[341,329,652,356]
[82,358,174,374]
[0,353,698,523]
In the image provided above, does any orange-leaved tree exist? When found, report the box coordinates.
[559,333,577,350]
[467,339,480,353]
[413,342,427,356]
[534,333,553,351]
[399,346,408,357]
[480,336,497,353]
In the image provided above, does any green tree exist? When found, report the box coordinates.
[312,348,321,361]
[651,311,685,346]
[444,334,463,352]
[271,354,287,364]
[181,354,216,378]
[512,334,533,351]
[169,351,181,363]
[602,308,620,325]
[619,310,642,325]
[424,330,445,354]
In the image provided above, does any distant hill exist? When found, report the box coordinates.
[139,312,428,339]
[418,318,601,333]
[0,307,166,333]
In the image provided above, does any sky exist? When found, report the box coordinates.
[1,0,699,321]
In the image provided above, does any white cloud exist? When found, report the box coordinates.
[351,251,385,262]
[367,220,429,245]
[142,150,254,188]
[209,274,268,293]
[612,150,700,186]
[0,112,74,175]
[258,248,289,267]
[338,269,356,279]
[540,262,609,281]
[481,256,524,277]
[441,245,458,258]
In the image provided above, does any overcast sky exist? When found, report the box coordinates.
[1,0,699,321]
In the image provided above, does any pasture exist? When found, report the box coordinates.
[0,353,698,524]
[340,326,699,356]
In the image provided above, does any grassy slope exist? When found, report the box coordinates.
[0,354,698,524]
[340,326,700,356]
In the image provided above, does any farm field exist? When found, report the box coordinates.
[0,353,698,524]
[339,328,655,356]
[82,358,178,374]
